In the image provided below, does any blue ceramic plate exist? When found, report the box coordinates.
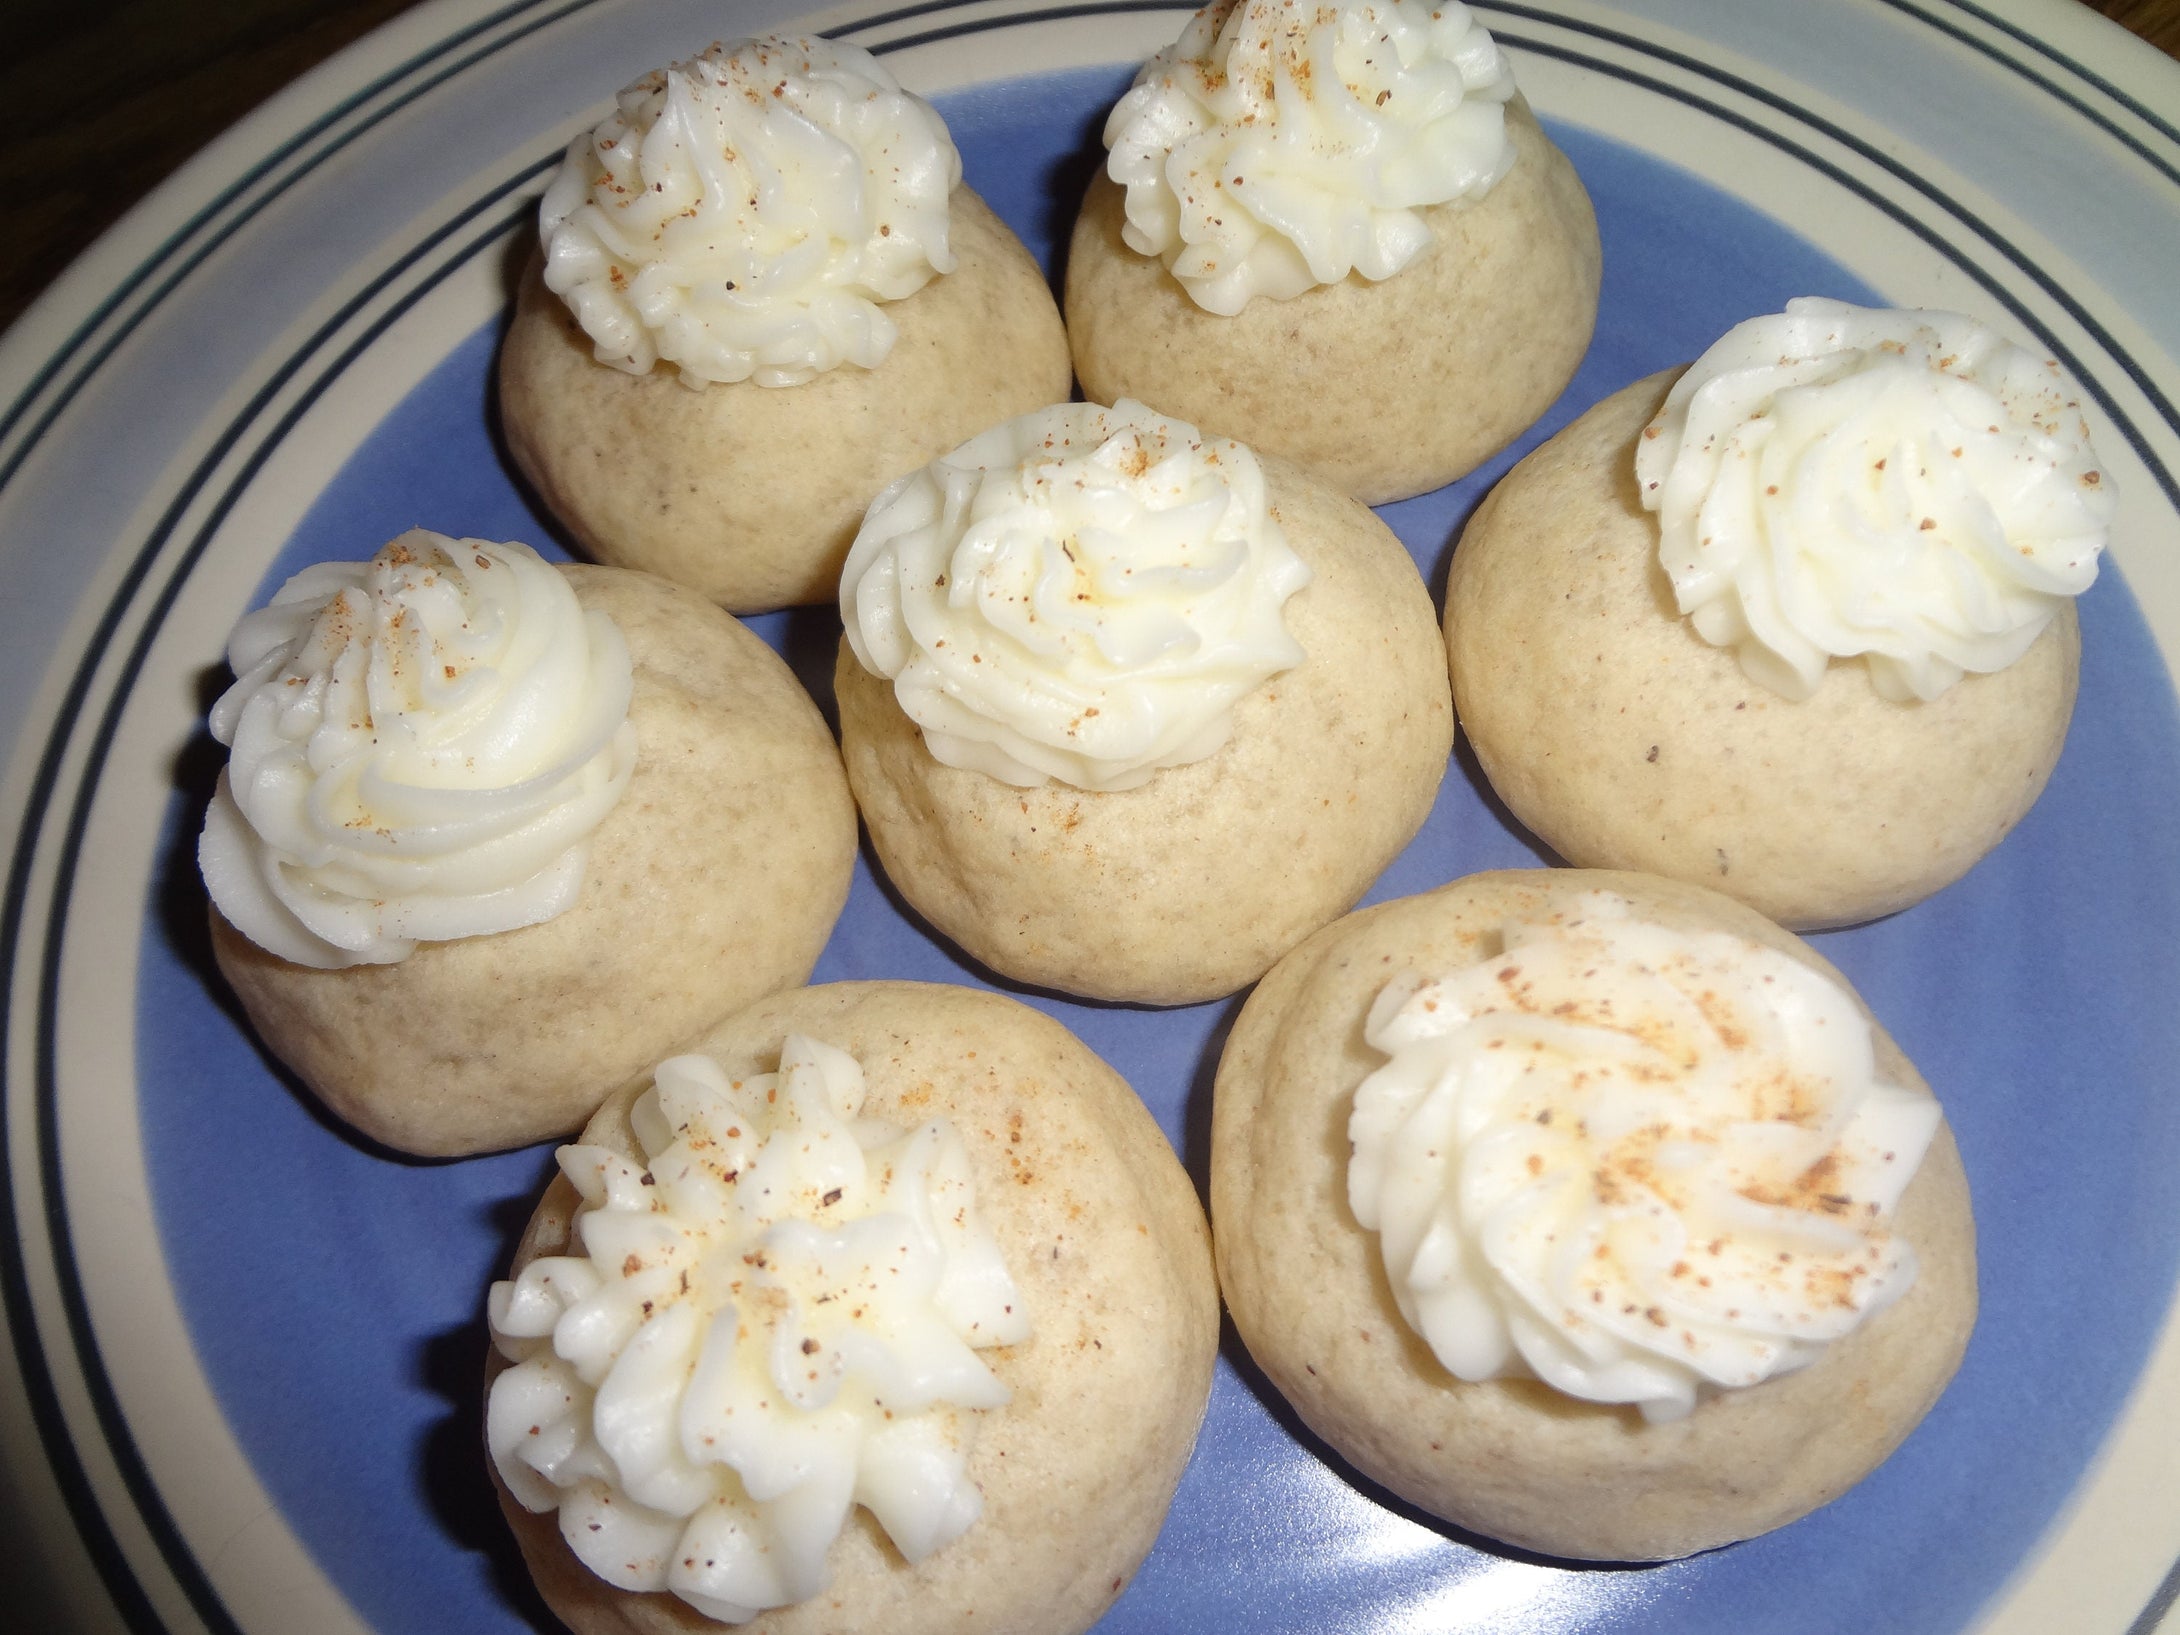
[4,3,2180,1632]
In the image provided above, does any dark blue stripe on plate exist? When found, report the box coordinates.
[0,4,603,1617]
[0,0,599,508]
[1936,0,2180,151]
[1492,1,2180,511]
[0,150,548,1635]
[1880,0,2180,190]
[2128,1551,2180,1635]
[841,0,1193,52]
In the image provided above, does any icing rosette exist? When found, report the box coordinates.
[199,531,635,968]
[486,1038,1029,1622]
[840,398,1311,792]
[1349,891,1939,1422]
[1103,0,1517,314]
[1636,296,2113,702]
[539,34,962,387]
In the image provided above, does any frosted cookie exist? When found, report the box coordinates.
[1066,0,1600,504]
[1446,299,2111,928]
[1212,868,1976,1561]
[500,36,1071,614]
[203,532,856,1156]
[836,399,1452,1005]
[485,981,1219,1634]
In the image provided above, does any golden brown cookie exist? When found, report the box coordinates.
[836,452,1453,1005]
[1065,102,1599,505]
[1445,372,2079,929]
[214,565,856,1156]
[1212,868,1976,1561]
[501,187,1072,614]
[489,980,1220,1634]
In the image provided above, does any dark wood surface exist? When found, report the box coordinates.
[0,0,2175,337]
[0,0,425,334]
[2096,0,2180,53]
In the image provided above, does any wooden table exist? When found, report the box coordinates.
[2100,0,2180,51]
[1,0,2176,336]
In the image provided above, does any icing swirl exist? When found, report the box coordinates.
[1636,297,2113,702]
[487,1038,1028,1622]
[1103,0,1516,314]
[199,531,635,968]
[539,35,961,387]
[1348,891,1939,1422]
[840,399,1311,792]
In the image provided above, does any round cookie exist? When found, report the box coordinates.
[488,980,1220,1635]
[500,185,1072,614]
[835,451,1453,1006]
[213,565,856,1156]
[1211,867,1977,1562]
[1445,371,2080,929]
[1065,101,1600,505]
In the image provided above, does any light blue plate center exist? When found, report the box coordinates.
[136,66,2180,1635]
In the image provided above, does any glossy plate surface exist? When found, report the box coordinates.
[3,2,2179,1632]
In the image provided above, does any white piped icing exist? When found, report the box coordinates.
[199,532,635,968]
[1636,296,2113,702]
[1103,0,1516,315]
[1348,891,1939,1423]
[539,35,961,388]
[488,1037,1029,1623]
[840,398,1311,792]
